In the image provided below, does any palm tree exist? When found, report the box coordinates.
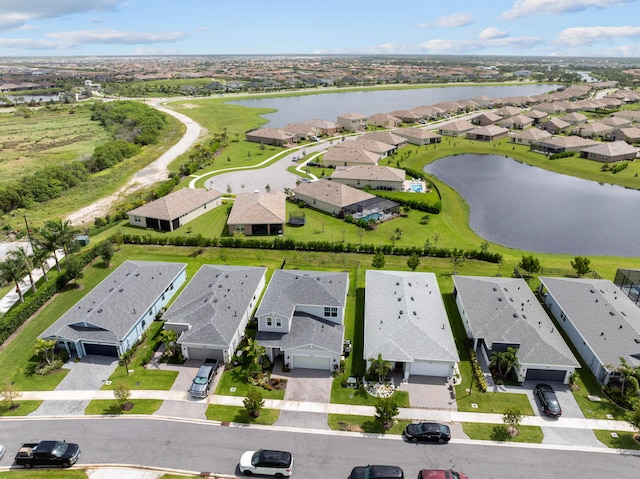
[491,347,520,380]
[34,228,61,273]
[31,245,51,283]
[0,255,27,303]
[45,219,78,256]
[368,353,393,383]
[10,246,37,293]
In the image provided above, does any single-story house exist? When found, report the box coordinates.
[127,188,223,232]
[367,113,402,129]
[466,124,509,142]
[613,127,640,144]
[522,109,548,124]
[580,141,639,163]
[530,136,599,154]
[498,114,534,130]
[601,116,633,128]
[393,127,442,145]
[294,179,399,219]
[227,191,286,236]
[453,276,579,384]
[387,109,421,124]
[471,112,502,126]
[539,118,571,135]
[409,105,440,120]
[337,112,368,132]
[470,96,495,108]
[245,128,298,147]
[560,112,588,126]
[613,110,640,122]
[303,119,340,136]
[509,127,552,146]
[330,165,405,191]
[345,138,397,157]
[534,102,566,115]
[364,270,459,380]
[40,261,187,358]
[255,269,349,371]
[494,106,521,117]
[321,146,380,167]
[437,119,475,137]
[162,265,267,363]
[360,131,408,150]
[576,122,614,139]
[539,276,640,385]
[283,123,320,140]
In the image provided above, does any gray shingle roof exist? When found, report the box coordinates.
[539,276,640,369]
[256,312,343,354]
[41,261,187,343]
[452,276,579,368]
[162,265,266,348]
[364,270,459,363]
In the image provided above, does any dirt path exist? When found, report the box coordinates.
[66,101,204,226]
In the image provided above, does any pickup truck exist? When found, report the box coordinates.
[14,440,80,469]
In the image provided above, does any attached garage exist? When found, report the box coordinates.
[184,347,223,361]
[409,360,453,377]
[83,343,118,357]
[525,368,568,383]
[292,355,332,370]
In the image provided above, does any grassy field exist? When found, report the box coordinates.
[593,430,640,450]
[327,413,412,434]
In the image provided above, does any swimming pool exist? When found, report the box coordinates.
[410,184,423,192]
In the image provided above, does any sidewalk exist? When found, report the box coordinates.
[18,389,637,433]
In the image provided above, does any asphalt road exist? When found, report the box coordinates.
[1,417,637,478]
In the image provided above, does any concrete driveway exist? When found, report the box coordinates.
[152,359,211,419]
[31,355,118,416]
[395,375,458,410]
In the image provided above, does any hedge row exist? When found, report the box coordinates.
[469,350,488,393]
[116,233,503,263]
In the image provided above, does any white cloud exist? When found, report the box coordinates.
[0,0,118,31]
[479,27,509,40]
[556,25,640,45]
[46,29,187,45]
[419,12,473,28]
[501,0,630,20]
[0,37,60,50]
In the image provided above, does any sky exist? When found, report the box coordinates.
[0,0,639,57]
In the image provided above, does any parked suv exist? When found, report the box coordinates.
[349,465,404,479]
[188,361,218,398]
[417,469,468,479]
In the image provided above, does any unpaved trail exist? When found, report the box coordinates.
[66,101,204,226]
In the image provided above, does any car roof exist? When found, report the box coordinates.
[368,465,404,477]
[258,449,292,463]
[196,365,213,375]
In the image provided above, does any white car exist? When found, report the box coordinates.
[239,449,293,477]
[0,444,5,461]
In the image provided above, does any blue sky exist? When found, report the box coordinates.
[0,0,639,57]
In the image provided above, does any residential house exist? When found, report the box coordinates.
[245,128,298,147]
[321,146,380,167]
[127,188,223,232]
[530,136,599,154]
[393,128,442,146]
[613,110,640,122]
[560,112,588,126]
[539,276,640,385]
[466,125,509,142]
[387,110,421,124]
[337,112,368,132]
[304,119,340,136]
[533,102,566,115]
[522,109,549,124]
[471,112,502,126]
[40,261,187,358]
[580,141,639,163]
[437,119,475,137]
[613,127,640,144]
[344,138,397,157]
[330,165,405,191]
[364,270,459,380]
[162,265,266,362]
[360,131,408,150]
[601,116,633,129]
[453,276,579,384]
[227,192,286,236]
[509,128,552,146]
[494,106,521,117]
[498,114,534,130]
[539,117,571,135]
[367,113,402,129]
[283,123,320,141]
[255,269,349,371]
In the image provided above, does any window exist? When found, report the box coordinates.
[266,317,272,326]
[324,307,338,317]
[276,318,282,327]
[236,224,245,232]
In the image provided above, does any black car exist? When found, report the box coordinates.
[349,465,404,479]
[534,383,562,417]
[403,422,451,443]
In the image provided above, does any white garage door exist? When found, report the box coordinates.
[410,361,452,377]
[292,355,331,370]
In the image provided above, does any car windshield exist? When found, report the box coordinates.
[51,442,68,458]
[193,376,208,384]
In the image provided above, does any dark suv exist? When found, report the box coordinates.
[188,362,217,398]
[349,465,404,479]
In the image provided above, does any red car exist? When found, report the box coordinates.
[417,470,468,479]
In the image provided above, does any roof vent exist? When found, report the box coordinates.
[635,338,640,344]
[590,289,595,293]
[498,297,503,302]
[398,297,402,301]
[413,311,417,316]
[119,288,124,293]
[609,311,616,316]
[399,310,403,314]
[493,287,497,292]
[408,282,412,287]
[513,313,518,318]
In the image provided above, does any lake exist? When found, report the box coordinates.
[424,154,640,257]
[231,84,562,128]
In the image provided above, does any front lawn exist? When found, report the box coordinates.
[328,413,411,435]
[214,366,286,400]
[0,400,43,416]
[462,422,544,443]
[571,370,628,420]
[84,399,163,415]
[330,380,410,407]
[593,430,640,450]
[0,472,88,478]
[455,388,534,415]
[205,404,280,425]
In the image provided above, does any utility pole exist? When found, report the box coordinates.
[23,215,35,253]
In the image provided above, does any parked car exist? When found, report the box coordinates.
[417,469,468,479]
[239,449,293,477]
[188,361,218,398]
[534,383,562,417]
[403,422,451,443]
[349,465,404,479]
[0,444,5,461]
[14,440,80,469]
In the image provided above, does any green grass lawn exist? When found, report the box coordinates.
[328,413,412,435]
[205,404,280,425]
[571,371,629,420]
[0,471,88,478]
[593,430,640,450]
[455,386,534,415]
[84,399,163,415]
[462,422,544,443]
[330,380,410,407]
[214,366,286,400]
[0,400,43,416]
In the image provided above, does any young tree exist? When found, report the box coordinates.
[407,252,420,271]
[368,353,392,383]
[374,397,399,429]
[372,250,386,269]
[1,382,22,409]
[113,381,132,410]
[571,256,591,277]
[480,240,490,253]
[628,403,640,440]
[35,338,57,366]
[502,408,524,437]
[159,329,179,358]
[244,387,265,418]
[450,248,465,275]
[64,254,84,283]
[519,255,541,276]
[242,337,266,379]
[99,241,115,266]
